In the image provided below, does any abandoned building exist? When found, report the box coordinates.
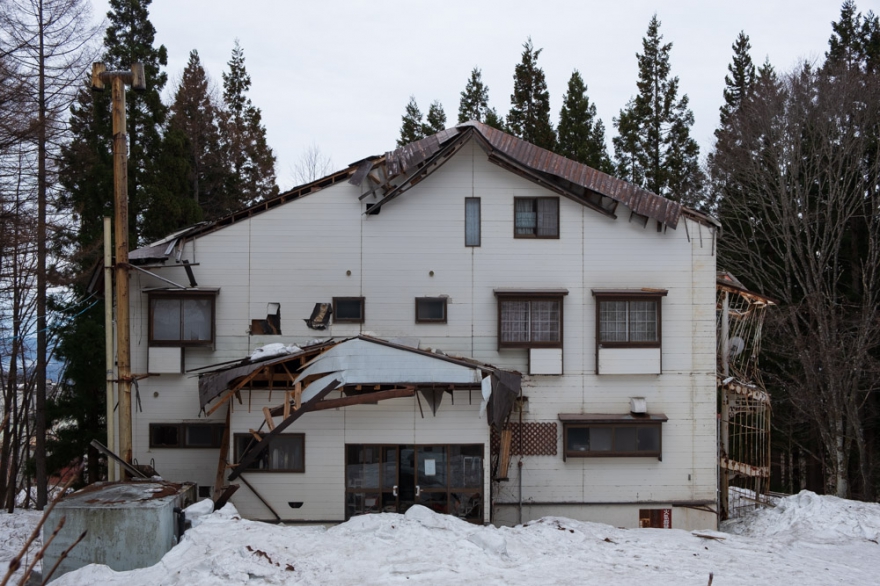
[124,121,720,529]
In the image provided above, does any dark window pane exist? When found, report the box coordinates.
[615,426,638,452]
[382,447,398,490]
[449,445,482,488]
[361,446,380,489]
[450,492,482,521]
[465,198,481,246]
[417,298,446,322]
[417,446,448,488]
[346,445,363,488]
[152,299,181,340]
[591,427,613,451]
[567,427,589,452]
[536,198,559,237]
[151,425,179,447]
[186,425,214,447]
[638,426,660,452]
[335,298,363,321]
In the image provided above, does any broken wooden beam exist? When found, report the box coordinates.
[262,406,276,430]
[268,386,415,417]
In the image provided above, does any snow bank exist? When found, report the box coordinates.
[723,490,880,544]
[7,493,874,585]
[0,509,43,583]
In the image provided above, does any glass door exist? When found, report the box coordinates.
[345,445,399,519]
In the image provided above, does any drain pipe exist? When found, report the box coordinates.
[517,459,523,525]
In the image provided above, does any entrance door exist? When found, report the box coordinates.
[345,444,484,522]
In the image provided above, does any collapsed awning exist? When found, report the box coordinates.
[194,336,521,481]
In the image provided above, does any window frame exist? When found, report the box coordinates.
[147,291,216,347]
[593,291,666,349]
[495,291,567,349]
[513,197,559,239]
[333,296,365,324]
[234,433,305,473]
[465,197,481,247]
[149,422,226,449]
[415,297,448,323]
[558,414,667,461]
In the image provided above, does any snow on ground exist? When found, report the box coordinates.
[0,508,43,584]
[2,491,879,585]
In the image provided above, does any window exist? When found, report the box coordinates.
[559,414,667,460]
[514,197,559,238]
[593,291,666,347]
[465,198,481,246]
[234,433,304,472]
[333,297,365,323]
[149,422,225,449]
[148,292,215,347]
[495,290,567,348]
[416,297,447,323]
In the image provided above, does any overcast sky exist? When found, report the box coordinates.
[91,0,879,190]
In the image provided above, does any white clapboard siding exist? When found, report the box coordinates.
[529,348,563,375]
[126,137,718,529]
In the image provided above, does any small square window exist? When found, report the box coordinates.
[333,297,365,323]
[514,197,558,238]
[415,297,447,323]
[150,424,180,448]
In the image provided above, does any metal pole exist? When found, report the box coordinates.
[104,217,116,481]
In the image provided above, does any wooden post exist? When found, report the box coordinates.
[92,62,145,474]
[212,404,231,501]
[498,428,513,480]
[104,217,116,481]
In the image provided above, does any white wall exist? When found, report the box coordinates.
[128,137,717,528]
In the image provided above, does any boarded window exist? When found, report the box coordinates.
[514,197,558,238]
[465,198,481,246]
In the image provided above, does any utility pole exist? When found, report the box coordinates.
[92,62,145,475]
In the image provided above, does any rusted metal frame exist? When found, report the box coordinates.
[229,379,339,481]
[364,130,474,213]
[212,403,232,501]
[89,439,148,479]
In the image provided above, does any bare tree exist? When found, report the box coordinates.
[0,0,101,508]
[291,143,333,186]
[711,62,880,499]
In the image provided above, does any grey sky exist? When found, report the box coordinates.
[92,0,878,190]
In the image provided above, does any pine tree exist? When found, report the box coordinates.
[169,50,226,219]
[220,40,277,210]
[458,67,491,123]
[612,15,702,204]
[507,38,555,150]
[556,70,613,173]
[102,0,170,243]
[423,101,446,134]
[398,96,425,146]
[718,32,756,132]
[483,109,506,131]
[825,1,880,73]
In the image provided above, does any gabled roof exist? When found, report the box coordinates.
[130,121,708,263]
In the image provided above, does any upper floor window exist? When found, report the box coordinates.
[465,198,481,246]
[148,292,215,347]
[334,297,365,323]
[495,289,567,349]
[594,291,666,348]
[514,197,559,238]
[149,422,225,448]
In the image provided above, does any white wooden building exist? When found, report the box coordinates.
[126,121,719,529]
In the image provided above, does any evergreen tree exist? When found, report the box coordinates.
[556,70,613,173]
[458,67,491,123]
[220,40,277,210]
[718,32,756,132]
[423,100,447,134]
[825,1,880,73]
[398,96,425,146]
[169,50,226,220]
[102,0,170,243]
[612,15,702,204]
[483,109,506,131]
[507,38,555,150]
